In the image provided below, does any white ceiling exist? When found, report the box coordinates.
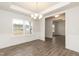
[13,2,59,13]
[0,2,77,16]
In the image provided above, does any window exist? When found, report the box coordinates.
[12,19,31,35]
[24,20,31,35]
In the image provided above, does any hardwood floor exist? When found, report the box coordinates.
[0,36,79,56]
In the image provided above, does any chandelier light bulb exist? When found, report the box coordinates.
[34,13,38,17]
[31,14,34,18]
[33,16,37,19]
[39,15,43,19]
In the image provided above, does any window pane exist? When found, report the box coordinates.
[12,19,24,35]
[24,21,30,35]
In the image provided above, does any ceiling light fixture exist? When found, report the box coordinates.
[31,13,43,19]
[55,15,59,18]
[30,2,43,20]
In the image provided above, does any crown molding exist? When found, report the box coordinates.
[40,2,71,15]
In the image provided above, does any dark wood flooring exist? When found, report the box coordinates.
[0,36,79,56]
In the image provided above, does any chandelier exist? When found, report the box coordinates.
[31,13,43,19]
[30,2,43,19]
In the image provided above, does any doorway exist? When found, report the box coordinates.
[45,13,65,48]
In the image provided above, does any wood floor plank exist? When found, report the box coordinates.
[0,36,79,56]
